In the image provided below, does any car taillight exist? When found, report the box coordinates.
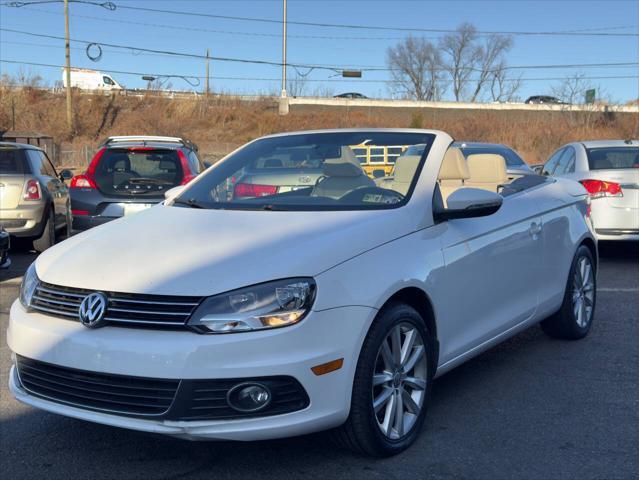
[579,179,623,199]
[70,174,97,189]
[233,183,278,198]
[180,174,196,185]
[23,179,41,200]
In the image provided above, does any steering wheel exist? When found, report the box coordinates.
[338,186,404,204]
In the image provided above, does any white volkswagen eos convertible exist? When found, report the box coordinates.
[8,129,597,457]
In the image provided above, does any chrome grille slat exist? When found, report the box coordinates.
[31,282,202,330]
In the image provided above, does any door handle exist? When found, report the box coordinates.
[529,222,542,237]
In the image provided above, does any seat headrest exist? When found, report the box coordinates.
[438,147,470,181]
[393,155,422,183]
[467,153,508,183]
[322,146,363,177]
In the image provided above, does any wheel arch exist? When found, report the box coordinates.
[578,236,598,271]
[380,287,439,366]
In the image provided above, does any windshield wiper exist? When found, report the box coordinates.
[172,198,207,209]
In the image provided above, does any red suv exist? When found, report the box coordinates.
[70,136,206,231]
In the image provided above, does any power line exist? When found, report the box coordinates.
[3,59,639,84]
[111,4,639,37]
[3,28,639,74]
[2,1,638,37]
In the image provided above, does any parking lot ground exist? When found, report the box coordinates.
[1,242,638,480]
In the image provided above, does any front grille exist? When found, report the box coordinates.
[175,377,310,420]
[31,282,202,329]
[16,356,180,416]
[16,356,310,421]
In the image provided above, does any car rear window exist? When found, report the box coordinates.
[94,148,183,196]
[461,147,525,167]
[587,147,639,170]
[0,148,27,174]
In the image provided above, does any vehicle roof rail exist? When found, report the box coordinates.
[99,136,198,151]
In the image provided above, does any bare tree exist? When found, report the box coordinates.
[489,61,522,102]
[386,36,446,101]
[469,34,514,101]
[287,72,308,98]
[551,73,597,105]
[439,23,478,101]
[439,23,515,102]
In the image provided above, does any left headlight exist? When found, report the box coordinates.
[19,263,39,309]
[188,278,316,334]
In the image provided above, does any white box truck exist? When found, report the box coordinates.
[62,68,123,91]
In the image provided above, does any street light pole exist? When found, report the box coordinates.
[279,0,289,114]
[64,0,73,131]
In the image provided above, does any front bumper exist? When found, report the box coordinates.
[0,203,46,237]
[7,300,375,440]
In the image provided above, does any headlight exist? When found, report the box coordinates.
[20,263,39,309]
[188,278,316,334]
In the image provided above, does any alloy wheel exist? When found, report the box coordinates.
[372,322,428,440]
[572,256,595,328]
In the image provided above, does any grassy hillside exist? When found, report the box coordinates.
[1,85,637,167]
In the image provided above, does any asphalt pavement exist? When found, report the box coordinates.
[1,242,638,480]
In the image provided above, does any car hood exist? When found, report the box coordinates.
[36,204,413,296]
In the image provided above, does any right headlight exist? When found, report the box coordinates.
[20,263,39,309]
[188,278,316,334]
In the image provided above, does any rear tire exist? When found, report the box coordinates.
[331,302,434,457]
[33,210,55,253]
[541,245,596,340]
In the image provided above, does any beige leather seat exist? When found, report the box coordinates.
[384,155,421,195]
[312,147,374,199]
[437,147,470,204]
[465,153,508,192]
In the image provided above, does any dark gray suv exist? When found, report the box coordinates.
[70,136,205,231]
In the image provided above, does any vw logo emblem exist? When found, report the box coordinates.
[78,292,108,328]
[298,176,312,184]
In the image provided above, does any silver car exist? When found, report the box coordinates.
[542,140,639,241]
[0,142,73,251]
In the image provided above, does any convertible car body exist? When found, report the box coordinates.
[8,129,597,457]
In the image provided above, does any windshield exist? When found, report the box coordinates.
[587,147,639,170]
[174,131,435,211]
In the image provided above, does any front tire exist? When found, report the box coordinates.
[332,302,434,457]
[541,245,596,340]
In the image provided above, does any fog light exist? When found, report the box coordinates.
[227,383,272,412]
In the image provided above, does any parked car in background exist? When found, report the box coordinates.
[525,95,569,105]
[454,142,534,177]
[541,139,639,240]
[10,129,597,457]
[0,142,72,252]
[69,136,205,231]
[334,92,368,99]
[0,225,10,269]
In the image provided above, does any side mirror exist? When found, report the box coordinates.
[164,185,186,201]
[59,169,74,181]
[434,188,502,221]
[372,169,386,179]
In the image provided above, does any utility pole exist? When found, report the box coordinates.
[205,49,210,97]
[278,0,289,115]
[64,0,73,131]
